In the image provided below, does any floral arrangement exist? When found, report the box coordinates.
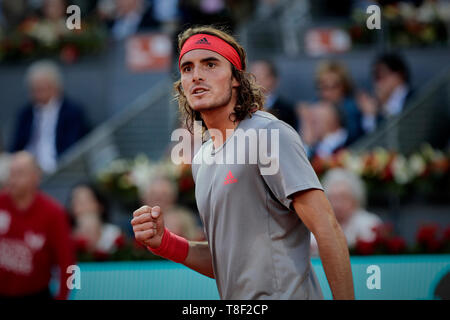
[349,0,450,47]
[74,234,164,262]
[74,221,450,261]
[96,154,195,211]
[89,146,449,260]
[352,223,450,255]
[97,145,449,208]
[0,17,107,64]
[74,222,450,261]
[311,144,450,205]
[77,155,195,262]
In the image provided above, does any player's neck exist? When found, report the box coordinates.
[201,102,239,150]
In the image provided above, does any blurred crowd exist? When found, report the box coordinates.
[0,150,204,298]
[0,0,260,36]
[250,52,414,159]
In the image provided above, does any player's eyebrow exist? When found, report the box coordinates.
[180,56,221,69]
[200,57,221,64]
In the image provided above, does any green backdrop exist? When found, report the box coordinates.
[67,255,450,300]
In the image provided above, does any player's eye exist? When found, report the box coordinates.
[207,62,216,68]
[182,66,192,73]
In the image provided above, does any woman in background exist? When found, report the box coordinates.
[298,60,364,153]
[68,182,124,257]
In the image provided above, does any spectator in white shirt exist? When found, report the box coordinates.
[311,168,382,255]
[10,60,89,173]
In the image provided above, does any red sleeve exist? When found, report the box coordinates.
[48,206,76,300]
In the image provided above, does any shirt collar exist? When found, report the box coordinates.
[384,84,409,116]
[34,96,62,113]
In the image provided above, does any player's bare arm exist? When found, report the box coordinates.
[182,241,215,278]
[292,189,355,300]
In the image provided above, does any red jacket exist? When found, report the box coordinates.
[0,191,75,299]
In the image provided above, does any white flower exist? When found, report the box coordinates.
[27,20,70,46]
[398,2,417,20]
[417,1,437,23]
[129,155,156,193]
[373,147,390,174]
[392,155,412,185]
[436,1,450,22]
[108,159,130,174]
[344,153,363,176]
[128,155,181,195]
[408,154,426,177]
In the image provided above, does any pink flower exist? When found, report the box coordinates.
[73,236,89,253]
[386,236,407,254]
[355,239,376,255]
[114,235,126,248]
[373,223,394,246]
[416,224,443,253]
[426,238,442,253]
[443,226,450,242]
[60,45,79,64]
[93,250,110,261]
[416,224,439,244]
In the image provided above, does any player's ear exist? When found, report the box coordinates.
[232,76,240,89]
[231,65,241,89]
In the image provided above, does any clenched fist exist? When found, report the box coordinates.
[131,205,165,248]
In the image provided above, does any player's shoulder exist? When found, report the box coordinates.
[246,110,299,135]
[193,138,213,160]
[191,138,213,176]
[246,110,278,126]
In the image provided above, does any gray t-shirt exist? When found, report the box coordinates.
[192,110,324,299]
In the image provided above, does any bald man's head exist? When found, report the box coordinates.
[249,60,279,95]
[6,152,41,199]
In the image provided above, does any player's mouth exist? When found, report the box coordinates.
[191,86,210,97]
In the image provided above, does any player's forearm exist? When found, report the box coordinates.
[182,241,215,279]
[315,218,355,300]
[292,190,355,299]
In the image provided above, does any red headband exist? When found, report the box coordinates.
[178,33,242,71]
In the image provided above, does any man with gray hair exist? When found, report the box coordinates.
[10,60,89,173]
[311,168,382,255]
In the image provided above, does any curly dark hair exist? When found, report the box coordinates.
[173,26,265,134]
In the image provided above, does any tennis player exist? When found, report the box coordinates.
[131,26,354,300]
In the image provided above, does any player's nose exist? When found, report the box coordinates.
[192,65,204,82]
